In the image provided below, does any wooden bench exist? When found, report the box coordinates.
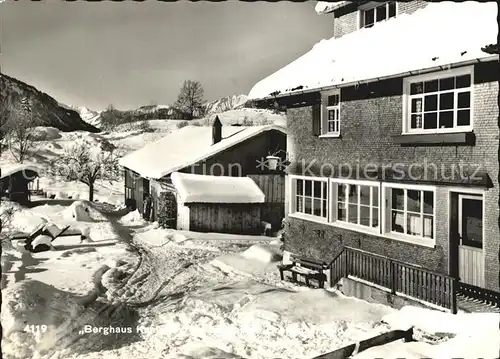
[278,255,328,288]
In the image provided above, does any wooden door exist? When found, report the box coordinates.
[458,194,484,287]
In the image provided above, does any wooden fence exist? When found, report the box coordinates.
[247,174,285,203]
[330,247,457,313]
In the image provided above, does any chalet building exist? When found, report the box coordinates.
[118,118,287,232]
[249,1,499,311]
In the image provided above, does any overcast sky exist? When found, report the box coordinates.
[1,0,333,110]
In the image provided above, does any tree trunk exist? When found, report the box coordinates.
[88,183,94,202]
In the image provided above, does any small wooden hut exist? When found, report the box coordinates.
[170,172,265,235]
[0,164,40,205]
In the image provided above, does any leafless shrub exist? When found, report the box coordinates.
[1,97,42,163]
[55,142,120,201]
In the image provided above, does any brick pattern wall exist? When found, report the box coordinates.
[284,62,500,291]
[397,0,428,15]
[333,1,429,39]
[333,8,358,39]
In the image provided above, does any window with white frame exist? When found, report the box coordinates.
[359,2,396,29]
[321,90,341,136]
[386,186,434,239]
[334,181,379,229]
[292,177,328,219]
[288,175,437,247]
[404,67,473,133]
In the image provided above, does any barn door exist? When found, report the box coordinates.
[143,178,150,196]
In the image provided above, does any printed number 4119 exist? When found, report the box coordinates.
[24,324,48,333]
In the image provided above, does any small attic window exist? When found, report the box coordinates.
[359,2,396,29]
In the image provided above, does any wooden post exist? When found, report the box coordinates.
[343,250,348,278]
[451,278,458,314]
[390,260,397,294]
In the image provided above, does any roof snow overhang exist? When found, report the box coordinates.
[249,2,498,101]
[315,1,351,15]
[171,172,266,204]
[118,125,287,180]
[0,164,40,180]
[253,56,498,102]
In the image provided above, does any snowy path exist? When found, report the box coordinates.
[51,222,395,359]
[8,204,480,359]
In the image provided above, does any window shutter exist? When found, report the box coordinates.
[312,103,321,136]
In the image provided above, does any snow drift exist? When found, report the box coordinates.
[63,201,93,222]
[241,244,282,263]
[1,280,85,358]
[30,127,62,141]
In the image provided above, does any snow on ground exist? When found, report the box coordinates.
[118,209,147,226]
[353,306,500,359]
[2,206,499,359]
[1,200,131,294]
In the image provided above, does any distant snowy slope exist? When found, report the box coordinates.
[59,103,102,127]
[136,104,170,113]
[77,106,101,127]
[204,94,248,115]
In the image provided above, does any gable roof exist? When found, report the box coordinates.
[249,1,497,100]
[0,164,40,180]
[171,172,265,204]
[118,124,286,180]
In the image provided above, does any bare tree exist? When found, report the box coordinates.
[174,80,205,120]
[0,206,17,248]
[56,142,120,202]
[1,97,41,163]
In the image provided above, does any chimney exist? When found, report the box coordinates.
[212,115,222,144]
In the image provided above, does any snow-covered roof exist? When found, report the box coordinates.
[0,164,40,180]
[249,1,498,100]
[118,125,286,179]
[171,172,265,204]
[315,1,349,14]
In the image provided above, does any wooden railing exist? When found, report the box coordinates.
[329,247,457,313]
[458,282,500,308]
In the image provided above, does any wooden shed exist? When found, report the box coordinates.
[171,172,265,235]
[0,164,40,205]
[119,121,287,228]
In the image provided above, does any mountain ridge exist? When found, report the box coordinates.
[0,73,100,133]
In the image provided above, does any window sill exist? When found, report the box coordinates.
[394,132,475,146]
[378,232,436,248]
[319,133,341,139]
[289,212,328,224]
[287,213,436,248]
[329,220,380,236]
